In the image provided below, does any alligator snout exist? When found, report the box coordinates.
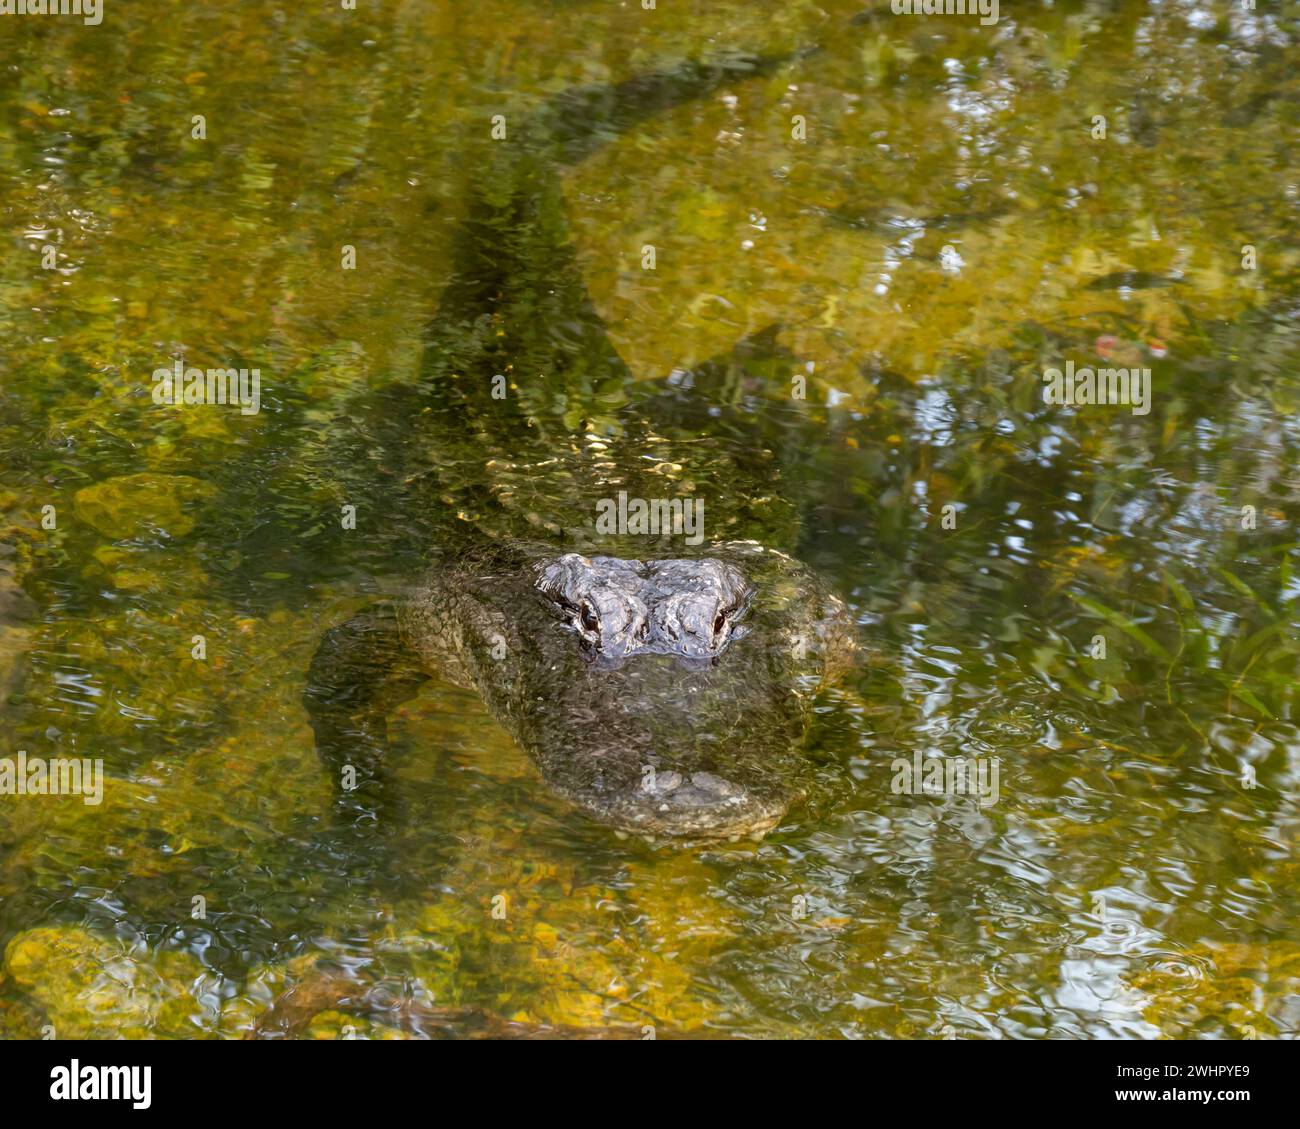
[629,769,790,839]
[519,637,811,840]
[556,761,795,841]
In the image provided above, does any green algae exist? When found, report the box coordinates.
[73,474,217,541]
[3,927,219,1039]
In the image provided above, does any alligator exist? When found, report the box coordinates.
[303,43,858,841]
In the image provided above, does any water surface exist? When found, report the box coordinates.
[0,0,1297,1038]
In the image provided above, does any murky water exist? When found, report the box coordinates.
[1,1,1297,1038]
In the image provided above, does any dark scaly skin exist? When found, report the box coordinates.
[399,541,854,838]
[304,45,857,842]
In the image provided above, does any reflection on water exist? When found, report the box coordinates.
[0,1,1297,1038]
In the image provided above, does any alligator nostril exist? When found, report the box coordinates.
[642,770,683,796]
[641,771,748,811]
[688,772,741,799]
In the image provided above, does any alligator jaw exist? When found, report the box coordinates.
[566,777,798,842]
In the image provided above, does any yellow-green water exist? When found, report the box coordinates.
[1,1,1298,1038]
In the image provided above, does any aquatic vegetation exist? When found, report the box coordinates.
[2,927,219,1039]
[72,474,216,541]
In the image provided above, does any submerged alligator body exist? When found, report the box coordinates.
[304,43,857,840]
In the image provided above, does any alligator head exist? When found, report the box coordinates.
[402,544,854,841]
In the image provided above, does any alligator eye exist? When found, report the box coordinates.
[579,602,599,633]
